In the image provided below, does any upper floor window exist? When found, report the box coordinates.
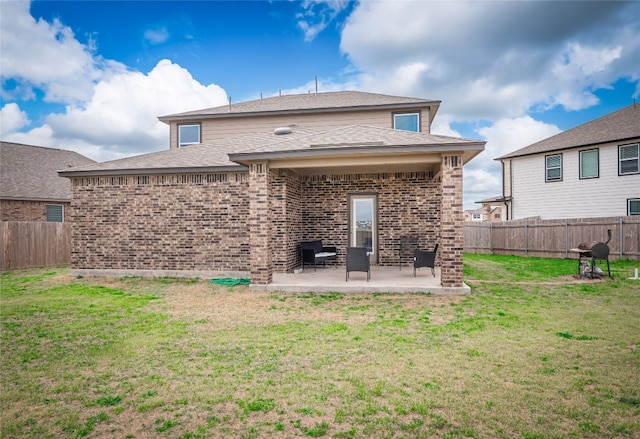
[579,149,599,179]
[46,204,63,222]
[472,213,482,220]
[629,199,640,215]
[393,112,420,132]
[545,154,562,182]
[494,213,500,219]
[619,143,639,175]
[178,124,200,147]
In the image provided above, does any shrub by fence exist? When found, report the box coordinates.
[464,216,640,260]
[0,221,71,271]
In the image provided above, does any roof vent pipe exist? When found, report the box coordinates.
[274,127,292,135]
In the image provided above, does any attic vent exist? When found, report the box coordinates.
[274,127,292,135]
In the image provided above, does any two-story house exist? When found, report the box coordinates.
[1,142,95,222]
[493,104,640,220]
[60,91,485,290]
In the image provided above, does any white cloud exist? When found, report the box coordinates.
[340,1,640,119]
[0,1,228,162]
[297,0,351,41]
[144,27,170,45]
[0,103,30,133]
[19,60,227,161]
[0,0,120,105]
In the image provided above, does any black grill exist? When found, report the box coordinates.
[575,229,612,279]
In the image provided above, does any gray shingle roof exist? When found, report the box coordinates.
[497,104,640,160]
[0,142,95,201]
[233,124,482,156]
[60,125,484,178]
[159,91,440,120]
[59,126,319,176]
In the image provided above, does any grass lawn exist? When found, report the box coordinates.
[1,255,639,438]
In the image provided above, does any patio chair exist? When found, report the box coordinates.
[414,244,438,277]
[346,247,370,282]
[300,240,337,271]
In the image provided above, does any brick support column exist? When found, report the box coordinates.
[249,162,272,284]
[482,203,491,222]
[440,155,464,287]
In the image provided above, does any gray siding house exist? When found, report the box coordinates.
[494,104,640,220]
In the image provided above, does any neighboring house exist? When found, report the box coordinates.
[0,142,95,222]
[464,206,502,222]
[59,91,485,289]
[492,104,640,220]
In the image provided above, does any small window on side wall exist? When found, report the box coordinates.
[393,113,420,132]
[46,205,64,222]
[579,149,599,179]
[619,143,639,175]
[178,124,200,147]
[629,199,640,215]
[545,154,562,182]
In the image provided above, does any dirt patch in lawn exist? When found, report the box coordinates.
[147,281,463,331]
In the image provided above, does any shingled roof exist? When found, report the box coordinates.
[497,104,640,160]
[60,124,485,178]
[1,142,95,201]
[159,90,440,121]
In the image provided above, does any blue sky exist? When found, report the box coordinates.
[1,0,639,209]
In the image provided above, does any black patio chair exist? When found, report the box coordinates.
[346,247,370,282]
[414,244,438,277]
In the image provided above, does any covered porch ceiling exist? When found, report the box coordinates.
[229,144,483,176]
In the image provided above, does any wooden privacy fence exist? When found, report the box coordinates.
[0,221,71,271]
[464,216,640,260]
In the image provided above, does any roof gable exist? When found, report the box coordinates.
[498,104,640,160]
[0,142,95,201]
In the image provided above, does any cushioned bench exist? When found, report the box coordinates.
[300,240,337,271]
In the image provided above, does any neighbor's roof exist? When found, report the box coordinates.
[60,125,485,178]
[159,90,440,121]
[497,104,640,160]
[1,142,95,201]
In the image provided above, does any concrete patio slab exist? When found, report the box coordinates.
[251,265,471,295]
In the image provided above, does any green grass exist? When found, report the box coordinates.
[2,256,640,438]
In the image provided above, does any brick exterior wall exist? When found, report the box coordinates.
[69,169,457,284]
[271,169,303,271]
[1,199,70,222]
[440,155,464,287]
[69,174,250,271]
[269,171,441,271]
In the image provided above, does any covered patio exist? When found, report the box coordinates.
[253,264,471,294]
[229,125,484,293]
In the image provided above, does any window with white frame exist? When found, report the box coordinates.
[619,143,639,175]
[545,154,562,182]
[579,149,599,179]
[472,213,482,220]
[629,199,640,215]
[46,205,64,222]
[178,124,200,147]
[393,113,420,132]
